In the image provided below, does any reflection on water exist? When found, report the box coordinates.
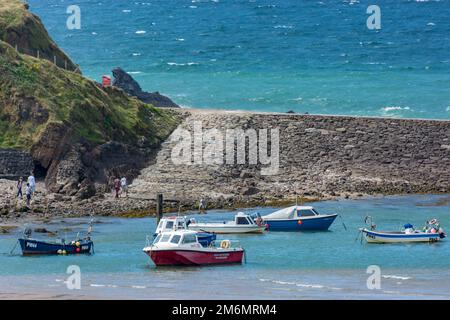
[1,194,449,299]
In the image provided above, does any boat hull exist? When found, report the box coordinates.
[19,238,93,255]
[188,225,266,234]
[145,248,244,266]
[264,214,337,231]
[361,229,442,243]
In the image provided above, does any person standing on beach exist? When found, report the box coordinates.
[17,177,23,199]
[199,198,206,213]
[120,177,128,197]
[25,183,32,207]
[113,177,121,199]
[27,172,36,195]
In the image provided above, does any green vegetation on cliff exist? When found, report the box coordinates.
[0,0,78,71]
[0,40,180,150]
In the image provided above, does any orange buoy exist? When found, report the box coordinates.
[297,220,302,225]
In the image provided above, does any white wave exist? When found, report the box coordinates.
[382,275,411,280]
[274,25,294,29]
[273,280,296,285]
[91,32,98,35]
[132,285,146,289]
[132,53,141,56]
[167,62,199,66]
[189,5,197,8]
[127,71,142,75]
[90,284,105,287]
[175,38,185,41]
[135,30,146,34]
[446,106,450,112]
[382,106,411,112]
[296,283,324,289]
[122,9,131,13]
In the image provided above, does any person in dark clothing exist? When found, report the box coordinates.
[17,177,23,199]
[113,177,121,199]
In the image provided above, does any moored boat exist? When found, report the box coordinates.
[188,212,266,234]
[360,216,446,244]
[143,230,244,266]
[18,221,94,255]
[261,206,337,231]
[19,238,93,255]
[155,216,216,247]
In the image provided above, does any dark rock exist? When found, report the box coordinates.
[112,67,180,108]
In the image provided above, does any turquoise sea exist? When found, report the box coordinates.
[1,195,449,299]
[27,0,450,119]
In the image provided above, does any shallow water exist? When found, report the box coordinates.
[27,0,450,119]
[0,194,449,299]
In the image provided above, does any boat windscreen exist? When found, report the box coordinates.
[153,234,162,244]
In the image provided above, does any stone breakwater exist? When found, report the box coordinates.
[128,109,450,207]
[1,109,449,219]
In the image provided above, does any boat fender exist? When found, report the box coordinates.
[220,240,231,249]
[75,241,80,247]
[297,220,302,225]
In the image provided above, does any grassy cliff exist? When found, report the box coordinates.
[0,40,180,150]
[0,0,78,71]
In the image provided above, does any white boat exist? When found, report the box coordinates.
[154,216,216,247]
[359,217,446,244]
[188,212,266,234]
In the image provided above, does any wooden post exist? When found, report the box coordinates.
[37,50,40,59]
[156,193,163,224]
[54,55,57,65]
[65,59,67,70]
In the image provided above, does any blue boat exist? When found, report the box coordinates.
[17,220,94,255]
[261,206,338,231]
[154,216,216,247]
[19,238,93,255]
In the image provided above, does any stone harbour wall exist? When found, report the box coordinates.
[129,109,450,206]
[0,149,34,179]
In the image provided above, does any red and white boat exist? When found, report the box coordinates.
[143,230,244,266]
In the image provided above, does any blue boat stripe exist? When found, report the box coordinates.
[364,231,440,238]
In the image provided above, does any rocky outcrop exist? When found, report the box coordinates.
[112,67,180,108]
[0,40,182,198]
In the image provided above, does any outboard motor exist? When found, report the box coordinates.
[23,228,32,239]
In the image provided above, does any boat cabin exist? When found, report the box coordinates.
[155,216,188,234]
[152,230,202,248]
[234,212,258,225]
[262,206,322,220]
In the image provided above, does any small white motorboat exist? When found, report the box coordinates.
[188,212,266,234]
[154,216,216,247]
[359,216,446,244]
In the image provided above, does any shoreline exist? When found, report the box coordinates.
[2,108,449,224]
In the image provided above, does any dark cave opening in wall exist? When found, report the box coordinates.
[33,160,47,179]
